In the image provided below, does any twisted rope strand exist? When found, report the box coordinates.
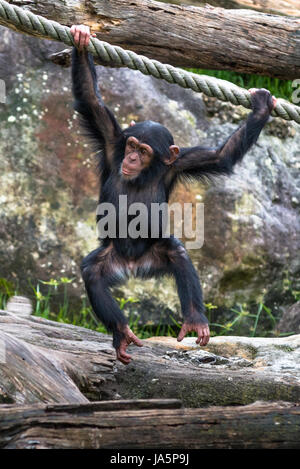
[0,0,299,123]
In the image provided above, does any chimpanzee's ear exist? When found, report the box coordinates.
[164,145,180,165]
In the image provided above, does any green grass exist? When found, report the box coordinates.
[188,68,293,101]
[29,277,108,333]
[209,302,277,337]
[0,278,15,310]
[0,276,295,339]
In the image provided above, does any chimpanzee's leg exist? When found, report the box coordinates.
[81,244,128,349]
[141,237,209,345]
[81,244,144,364]
[171,243,205,313]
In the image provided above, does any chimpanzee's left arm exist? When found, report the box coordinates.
[172,89,275,180]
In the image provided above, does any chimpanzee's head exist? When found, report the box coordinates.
[120,121,179,180]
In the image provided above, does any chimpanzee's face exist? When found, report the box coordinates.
[121,136,154,179]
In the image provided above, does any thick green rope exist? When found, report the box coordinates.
[0,0,299,124]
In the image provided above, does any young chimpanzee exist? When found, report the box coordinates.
[71,25,277,364]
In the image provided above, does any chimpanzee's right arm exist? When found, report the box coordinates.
[71,45,123,169]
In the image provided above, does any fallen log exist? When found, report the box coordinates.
[2,0,300,79]
[1,310,300,407]
[176,0,300,17]
[115,335,300,407]
[0,310,117,404]
[0,400,299,449]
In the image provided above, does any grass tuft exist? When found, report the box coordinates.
[0,276,295,339]
[188,68,293,101]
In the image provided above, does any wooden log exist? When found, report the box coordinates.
[115,336,300,407]
[0,401,299,448]
[1,311,300,408]
[2,0,300,79]
[0,310,117,404]
[169,0,300,18]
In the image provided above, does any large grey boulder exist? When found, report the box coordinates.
[277,301,300,334]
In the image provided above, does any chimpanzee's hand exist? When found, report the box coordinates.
[116,325,143,365]
[70,24,96,50]
[177,322,210,346]
[249,88,277,115]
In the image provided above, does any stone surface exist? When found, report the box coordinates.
[277,301,300,334]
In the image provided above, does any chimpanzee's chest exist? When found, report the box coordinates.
[100,174,168,208]
[98,174,169,256]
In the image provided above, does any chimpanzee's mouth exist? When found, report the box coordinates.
[121,165,137,177]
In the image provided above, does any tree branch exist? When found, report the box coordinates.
[172,0,300,18]
[0,401,299,448]
[2,0,300,79]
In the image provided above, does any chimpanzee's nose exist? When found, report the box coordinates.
[129,152,138,161]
